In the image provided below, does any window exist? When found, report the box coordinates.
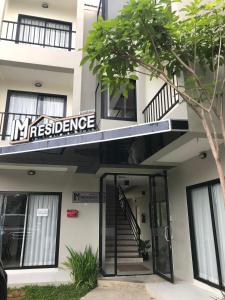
[17,15,72,49]
[4,90,66,138]
[187,180,225,289]
[101,81,137,121]
[0,193,61,269]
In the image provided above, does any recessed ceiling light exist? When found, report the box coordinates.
[199,152,207,160]
[34,81,42,88]
[42,2,49,8]
[27,170,36,176]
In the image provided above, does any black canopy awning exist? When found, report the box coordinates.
[0,119,188,172]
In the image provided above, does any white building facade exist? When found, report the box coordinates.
[0,0,224,294]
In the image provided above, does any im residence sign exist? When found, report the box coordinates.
[10,113,96,144]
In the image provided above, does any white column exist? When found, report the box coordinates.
[0,0,7,35]
[73,0,85,115]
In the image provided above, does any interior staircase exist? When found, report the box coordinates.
[105,186,143,264]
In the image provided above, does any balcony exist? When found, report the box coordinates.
[0,112,41,141]
[143,82,181,123]
[0,20,76,50]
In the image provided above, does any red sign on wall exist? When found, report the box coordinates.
[67,209,79,218]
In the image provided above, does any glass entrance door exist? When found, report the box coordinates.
[100,174,117,276]
[150,175,174,282]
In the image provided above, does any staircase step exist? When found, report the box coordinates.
[106,251,139,256]
[117,224,131,228]
[117,234,134,239]
[106,246,139,252]
[106,257,143,263]
[106,254,140,258]
[117,220,128,223]
[106,240,137,246]
[117,229,133,234]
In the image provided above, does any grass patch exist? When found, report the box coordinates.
[8,284,93,300]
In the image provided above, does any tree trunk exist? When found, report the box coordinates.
[201,110,225,207]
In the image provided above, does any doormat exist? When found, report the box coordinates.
[117,264,150,272]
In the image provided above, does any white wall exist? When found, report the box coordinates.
[0,0,77,70]
[80,8,97,112]
[0,0,7,33]
[4,0,76,29]
[0,169,99,285]
[99,119,137,130]
[0,77,73,115]
[168,146,225,282]
[106,0,128,19]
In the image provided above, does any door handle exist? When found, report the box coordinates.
[164,226,170,242]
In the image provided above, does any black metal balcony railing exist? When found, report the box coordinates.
[0,21,76,50]
[143,82,181,123]
[0,112,41,139]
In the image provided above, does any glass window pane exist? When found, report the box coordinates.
[19,18,45,44]
[45,22,70,48]
[5,92,38,139]
[0,194,27,268]
[191,187,219,284]
[104,81,137,121]
[23,194,59,267]
[211,183,225,286]
[37,96,65,117]
[101,175,116,276]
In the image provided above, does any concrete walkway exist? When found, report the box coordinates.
[82,276,223,300]
[146,279,222,300]
[82,280,154,300]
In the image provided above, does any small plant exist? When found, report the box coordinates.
[63,245,98,289]
[139,239,151,261]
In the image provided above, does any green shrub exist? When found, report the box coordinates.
[63,245,98,289]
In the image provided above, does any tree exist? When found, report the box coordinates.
[81,0,225,205]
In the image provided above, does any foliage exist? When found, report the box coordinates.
[82,0,225,206]
[82,0,225,101]
[63,246,98,289]
[139,239,151,256]
[8,284,91,300]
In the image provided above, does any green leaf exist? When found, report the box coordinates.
[80,56,90,66]
[93,64,102,75]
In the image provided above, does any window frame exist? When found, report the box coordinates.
[187,179,225,290]
[5,90,67,117]
[0,191,62,270]
[16,14,73,50]
[2,90,67,140]
[101,81,137,122]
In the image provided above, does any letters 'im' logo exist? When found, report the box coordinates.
[10,118,30,142]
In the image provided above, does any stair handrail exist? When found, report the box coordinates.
[118,185,141,256]
[142,76,181,123]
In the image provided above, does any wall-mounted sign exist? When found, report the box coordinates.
[37,208,48,217]
[10,113,96,144]
[67,209,79,218]
[73,192,99,203]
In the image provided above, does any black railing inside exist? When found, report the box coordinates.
[118,186,141,257]
[143,80,181,123]
[0,20,76,50]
